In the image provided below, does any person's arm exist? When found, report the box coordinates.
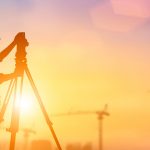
[0,40,16,62]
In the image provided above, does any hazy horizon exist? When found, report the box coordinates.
[1,0,150,150]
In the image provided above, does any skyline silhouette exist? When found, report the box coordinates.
[1,0,150,150]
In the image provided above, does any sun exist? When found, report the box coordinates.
[15,93,37,128]
[19,94,34,115]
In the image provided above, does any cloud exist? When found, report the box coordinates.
[90,1,147,32]
[110,0,150,18]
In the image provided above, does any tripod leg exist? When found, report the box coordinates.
[0,79,15,123]
[10,132,16,150]
[9,75,24,150]
[9,78,18,150]
[25,67,62,150]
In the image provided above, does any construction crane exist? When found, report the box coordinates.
[51,104,109,150]
[21,128,36,150]
[0,126,36,150]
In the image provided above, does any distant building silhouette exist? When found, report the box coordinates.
[30,140,52,150]
[66,142,93,150]
[66,143,82,150]
[82,143,93,150]
[0,141,8,150]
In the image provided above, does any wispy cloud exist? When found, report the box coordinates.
[90,1,147,32]
[111,0,150,18]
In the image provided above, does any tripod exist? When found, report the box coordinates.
[0,33,62,150]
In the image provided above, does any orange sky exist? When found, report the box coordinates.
[1,0,150,149]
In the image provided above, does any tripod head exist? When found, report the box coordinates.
[14,32,29,76]
[0,32,29,84]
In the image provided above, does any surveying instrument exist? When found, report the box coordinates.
[0,32,62,150]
